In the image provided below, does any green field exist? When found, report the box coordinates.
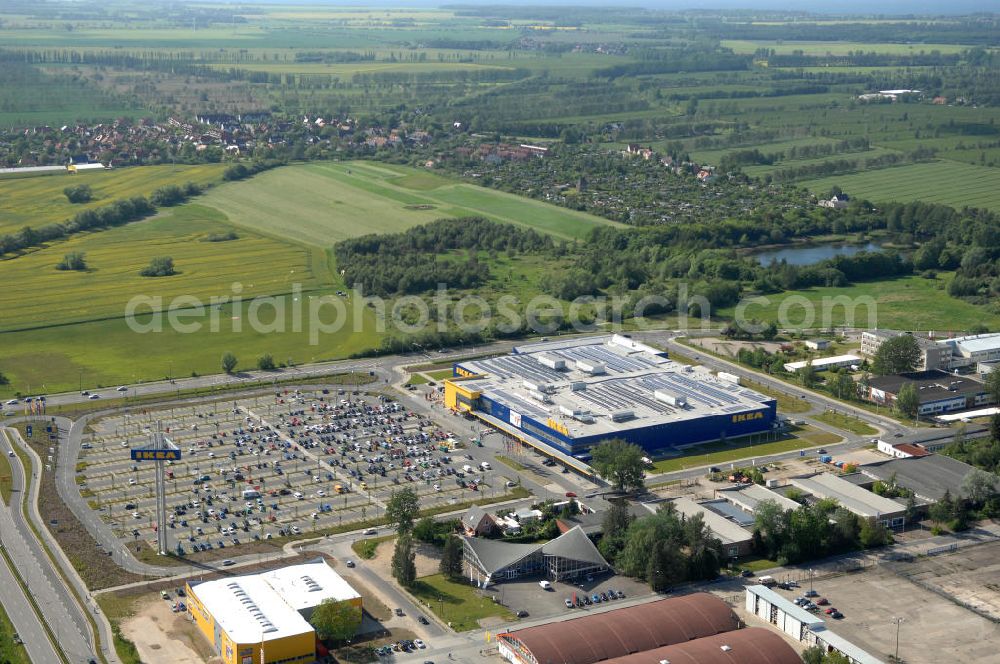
[0,204,322,331]
[813,410,878,436]
[801,161,1000,212]
[721,40,975,56]
[409,573,515,632]
[718,273,1000,332]
[199,161,621,246]
[0,289,379,397]
[0,164,227,235]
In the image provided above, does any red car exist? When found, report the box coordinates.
[825,607,837,615]
[816,598,829,606]
[565,492,577,498]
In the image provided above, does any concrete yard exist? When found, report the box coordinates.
[121,596,219,664]
[776,557,1000,664]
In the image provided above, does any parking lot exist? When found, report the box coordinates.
[479,571,653,621]
[78,389,510,558]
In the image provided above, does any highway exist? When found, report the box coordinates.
[1,430,95,663]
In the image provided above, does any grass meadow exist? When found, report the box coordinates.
[0,204,322,330]
[199,161,620,244]
[716,273,1000,332]
[0,163,227,234]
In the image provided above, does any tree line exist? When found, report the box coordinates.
[333,217,553,297]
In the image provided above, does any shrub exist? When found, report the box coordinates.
[139,256,175,277]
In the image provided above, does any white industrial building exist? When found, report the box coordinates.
[789,473,907,529]
[783,355,861,373]
[942,332,1000,365]
[745,584,824,641]
[716,482,802,514]
[860,330,951,371]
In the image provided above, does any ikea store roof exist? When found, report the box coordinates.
[190,559,357,644]
[455,335,774,438]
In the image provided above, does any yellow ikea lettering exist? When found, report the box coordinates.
[455,367,474,378]
[546,418,569,436]
[731,411,764,423]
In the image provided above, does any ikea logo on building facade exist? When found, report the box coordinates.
[455,366,477,378]
[731,411,764,424]
[546,418,570,436]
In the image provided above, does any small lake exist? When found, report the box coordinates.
[753,242,883,266]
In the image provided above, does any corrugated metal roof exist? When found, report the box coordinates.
[499,594,740,664]
[599,628,803,664]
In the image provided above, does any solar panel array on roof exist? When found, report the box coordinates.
[642,374,739,408]
[703,500,756,527]
[482,354,565,384]
[491,389,547,419]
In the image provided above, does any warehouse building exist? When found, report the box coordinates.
[865,370,993,416]
[789,473,907,529]
[942,332,1000,366]
[715,482,802,515]
[782,354,861,373]
[186,559,361,664]
[860,330,950,371]
[859,454,997,504]
[598,628,801,664]
[462,525,610,587]
[497,593,741,664]
[445,335,777,468]
[646,497,754,558]
[745,584,824,642]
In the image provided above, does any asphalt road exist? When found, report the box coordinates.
[1,431,95,663]
[0,542,62,664]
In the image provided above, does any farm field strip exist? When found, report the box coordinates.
[0,163,227,235]
[0,204,318,331]
[199,161,620,245]
[800,161,1000,211]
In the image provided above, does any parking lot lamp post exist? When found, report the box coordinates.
[891,617,905,662]
[809,569,814,593]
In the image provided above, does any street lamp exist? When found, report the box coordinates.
[890,616,905,662]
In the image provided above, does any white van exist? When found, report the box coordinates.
[538,580,552,590]
[462,464,474,473]
[758,576,777,587]
[242,489,261,500]
[479,461,491,471]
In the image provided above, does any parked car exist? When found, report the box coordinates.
[816,598,829,606]
[564,598,574,608]
[417,615,429,625]
[345,560,355,568]
[538,580,552,590]
[515,610,529,618]
[395,608,404,617]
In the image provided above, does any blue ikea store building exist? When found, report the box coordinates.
[444,335,777,462]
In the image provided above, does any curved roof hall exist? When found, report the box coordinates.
[599,628,802,664]
[498,593,740,664]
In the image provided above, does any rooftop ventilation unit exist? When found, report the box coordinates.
[528,390,551,403]
[538,354,566,370]
[575,360,605,375]
[610,410,634,422]
[654,390,687,407]
[720,645,732,652]
[570,382,587,392]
